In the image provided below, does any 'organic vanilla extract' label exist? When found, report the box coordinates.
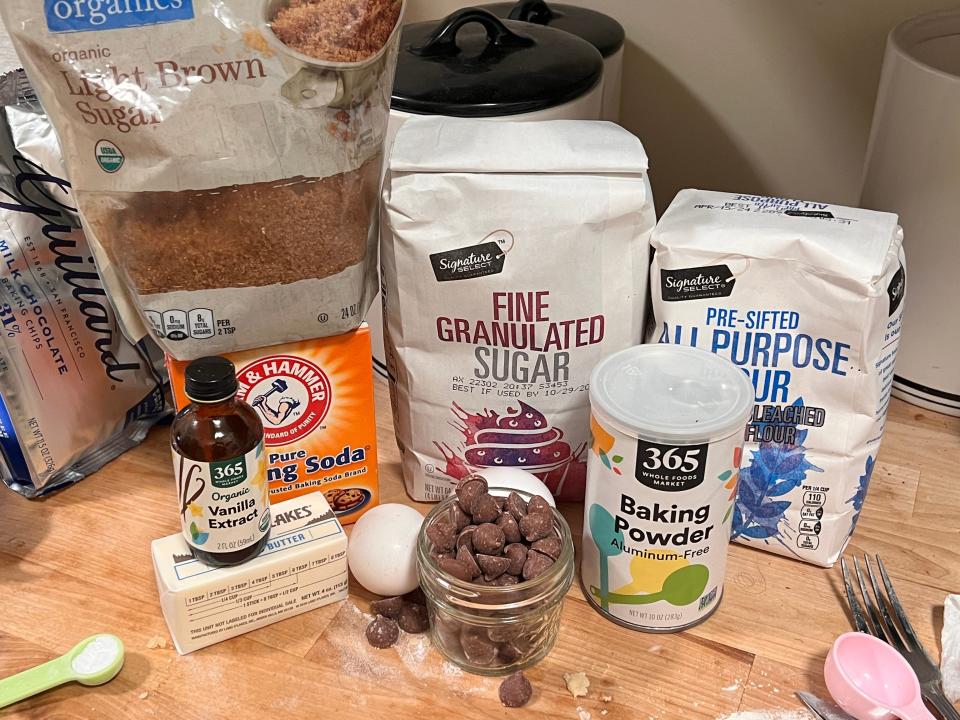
[172,443,270,552]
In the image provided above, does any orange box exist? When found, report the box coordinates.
[166,326,378,524]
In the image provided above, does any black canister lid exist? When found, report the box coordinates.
[484,0,625,57]
[391,7,603,117]
[185,356,238,403]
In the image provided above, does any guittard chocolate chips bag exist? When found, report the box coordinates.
[0,70,167,497]
[382,117,655,502]
[0,0,404,360]
[650,190,906,567]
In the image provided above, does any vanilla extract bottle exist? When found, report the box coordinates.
[170,356,270,566]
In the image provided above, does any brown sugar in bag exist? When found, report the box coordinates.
[0,0,404,360]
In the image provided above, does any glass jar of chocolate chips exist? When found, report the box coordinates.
[417,478,574,675]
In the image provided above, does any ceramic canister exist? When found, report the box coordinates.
[367,7,605,380]
[582,345,753,632]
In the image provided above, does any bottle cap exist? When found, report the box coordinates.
[184,356,238,403]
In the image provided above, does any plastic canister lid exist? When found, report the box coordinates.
[590,345,755,444]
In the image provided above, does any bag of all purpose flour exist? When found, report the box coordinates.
[650,189,905,566]
[382,117,655,502]
[0,0,404,360]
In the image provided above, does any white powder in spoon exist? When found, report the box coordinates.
[72,636,121,675]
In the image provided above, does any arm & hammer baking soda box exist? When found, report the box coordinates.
[166,325,379,524]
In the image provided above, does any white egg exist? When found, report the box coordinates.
[348,504,424,596]
[478,467,556,507]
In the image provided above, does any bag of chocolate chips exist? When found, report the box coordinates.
[0,70,167,497]
[382,117,655,502]
[0,0,404,360]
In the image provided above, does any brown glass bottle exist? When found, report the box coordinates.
[171,356,270,567]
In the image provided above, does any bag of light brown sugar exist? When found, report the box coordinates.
[0,0,404,360]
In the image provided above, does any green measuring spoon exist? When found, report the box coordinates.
[0,634,125,709]
[588,504,624,612]
[590,564,710,607]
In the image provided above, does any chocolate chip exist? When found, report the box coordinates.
[403,587,427,607]
[503,543,528,575]
[527,495,551,514]
[365,615,399,649]
[369,596,403,619]
[494,495,506,510]
[492,573,520,586]
[477,553,511,581]
[471,492,500,524]
[499,671,533,707]
[455,476,487,514]
[398,601,430,634]
[456,525,477,553]
[496,512,522,544]
[519,511,554,542]
[472,523,506,555]
[460,627,497,666]
[488,623,521,643]
[531,536,562,560]
[438,556,474,582]
[522,549,555,580]
[450,501,472,531]
[426,520,457,553]
[505,491,528,521]
[498,640,524,664]
[456,545,481,579]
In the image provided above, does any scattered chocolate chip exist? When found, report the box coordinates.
[527,495,551,514]
[503,543,528,575]
[450,501,472,531]
[438,556,474,582]
[519,511,554,542]
[365,615,399,649]
[522,549,555,580]
[472,523,506,555]
[403,587,427,606]
[456,476,487,514]
[471,492,500,524]
[460,627,498,666]
[505,491,528,521]
[369,596,403,619]
[477,553,511,581]
[456,544,482,579]
[426,520,457,553]
[456,525,477,553]
[496,512,522,544]
[499,671,533,708]
[531,536,562,560]
[493,573,520,586]
[398,601,430,634]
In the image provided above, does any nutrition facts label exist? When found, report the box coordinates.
[797,490,825,551]
[145,308,230,342]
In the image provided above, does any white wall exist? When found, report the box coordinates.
[405,0,951,213]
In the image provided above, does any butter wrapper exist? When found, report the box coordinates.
[152,494,348,654]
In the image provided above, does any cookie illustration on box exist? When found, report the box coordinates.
[435,401,587,498]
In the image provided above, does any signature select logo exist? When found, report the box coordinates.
[0,155,142,382]
[429,230,513,282]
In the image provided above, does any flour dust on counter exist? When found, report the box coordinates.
[650,190,906,567]
[382,116,655,502]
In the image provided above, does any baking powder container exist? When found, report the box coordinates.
[581,345,753,632]
[418,488,574,675]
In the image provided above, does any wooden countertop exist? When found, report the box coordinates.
[1,384,958,719]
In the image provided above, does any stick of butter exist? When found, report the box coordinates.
[152,494,348,654]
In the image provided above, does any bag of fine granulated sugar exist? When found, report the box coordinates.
[649,189,905,566]
[0,0,404,360]
[382,117,655,502]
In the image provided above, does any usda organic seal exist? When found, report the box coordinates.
[94,139,124,173]
[581,344,753,632]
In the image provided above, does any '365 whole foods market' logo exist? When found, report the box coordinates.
[236,355,331,446]
[429,230,512,282]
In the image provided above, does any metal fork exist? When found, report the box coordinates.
[840,554,960,720]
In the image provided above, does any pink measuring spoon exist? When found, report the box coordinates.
[824,632,937,720]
